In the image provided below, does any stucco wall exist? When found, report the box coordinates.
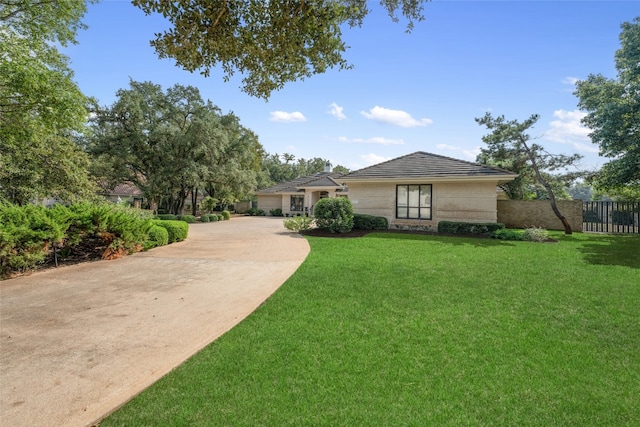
[348,181,500,229]
[497,200,583,231]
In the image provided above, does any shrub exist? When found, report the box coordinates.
[353,214,388,230]
[177,215,197,223]
[314,198,354,233]
[156,214,177,221]
[491,228,524,241]
[283,216,314,233]
[217,214,224,221]
[582,210,600,223]
[144,224,169,250]
[200,215,210,223]
[246,208,265,216]
[208,214,219,222]
[270,208,283,217]
[221,210,231,220]
[153,220,189,243]
[612,210,634,226]
[523,226,549,242]
[438,221,504,235]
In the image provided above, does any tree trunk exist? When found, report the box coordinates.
[191,188,198,216]
[522,140,572,234]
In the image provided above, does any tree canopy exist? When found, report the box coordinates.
[476,113,582,234]
[132,0,428,99]
[575,16,640,193]
[88,81,263,214]
[0,0,96,204]
[258,153,349,189]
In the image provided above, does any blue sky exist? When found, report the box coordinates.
[63,1,638,172]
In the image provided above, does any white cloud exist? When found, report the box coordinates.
[436,143,481,161]
[328,102,347,120]
[361,153,392,166]
[562,76,579,85]
[360,106,433,128]
[338,136,404,145]
[269,111,307,122]
[546,109,597,153]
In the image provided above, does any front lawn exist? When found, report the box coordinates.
[102,232,640,426]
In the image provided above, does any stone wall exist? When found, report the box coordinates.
[497,200,583,231]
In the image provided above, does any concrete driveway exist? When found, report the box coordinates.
[0,217,309,427]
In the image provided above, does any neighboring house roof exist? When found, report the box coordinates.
[104,182,143,197]
[341,151,518,183]
[256,172,346,194]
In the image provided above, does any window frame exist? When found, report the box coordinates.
[290,195,304,212]
[396,184,432,220]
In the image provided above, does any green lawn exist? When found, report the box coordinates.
[102,232,640,426]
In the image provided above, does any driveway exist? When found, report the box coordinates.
[0,217,309,427]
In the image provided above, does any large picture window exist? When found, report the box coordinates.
[396,185,432,219]
[290,195,304,211]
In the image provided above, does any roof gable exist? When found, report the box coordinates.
[341,151,517,180]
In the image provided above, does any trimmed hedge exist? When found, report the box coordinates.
[353,214,388,230]
[156,214,177,220]
[176,214,197,223]
[153,220,189,243]
[221,210,231,220]
[144,224,169,249]
[438,221,504,235]
[200,215,210,223]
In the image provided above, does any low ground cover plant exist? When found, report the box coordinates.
[438,220,504,234]
[283,216,314,233]
[102,232,640,426]
[1,203,188,278]
[353,213,388,230]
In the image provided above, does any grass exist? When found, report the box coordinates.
[101,232,640,426]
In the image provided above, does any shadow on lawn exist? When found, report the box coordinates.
[365,231,517,248]
[571,234,640,269]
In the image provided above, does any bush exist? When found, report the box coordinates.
[144,224,169,250]
[523,226,549,242]
[283,216,314,233]
[176,214,197,223]
[314,198,354,233]
[270,208,283,217]
[612,210,634,225]
[437,221,504,234]
[153,220,189,243]
[156,214,177,220]
[246,208,265,216]
[221,210,231,220]
[208,214,219,222]
[582,210,600,223]
[490,228,524,241]
[353,214,388,230]
[200,215,210,223]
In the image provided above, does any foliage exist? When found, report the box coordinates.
[283,216,314,233]
[523,226,550,242]
[153,220,188,243]
[208,214,219,222]
[258,153,350,189]
[353,213,388,230]
[177,215,197,223]
[200,215,210,223]
[102,232,640,426]
[0,202,156,277]
[156,214,177,220]
[490,228,524,241]
[0,1,97,204]
[612,210,635,226]
[314,197,354,233]
[221,210,231,220]
[144,224,169,250]
[131,0,427,99]
[269,208,283,217]
[246,208,265,216]
[476,113,580,234]
[201,196,218,213]
[575,17,640,193]
[88,80,263,215]
[438,221,504,235]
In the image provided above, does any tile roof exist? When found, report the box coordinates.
[256,173,345,194]
[341,151,518,180]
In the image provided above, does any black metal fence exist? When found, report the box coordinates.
[583,201,639,234]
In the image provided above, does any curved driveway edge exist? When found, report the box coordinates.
[0,217,309,427]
